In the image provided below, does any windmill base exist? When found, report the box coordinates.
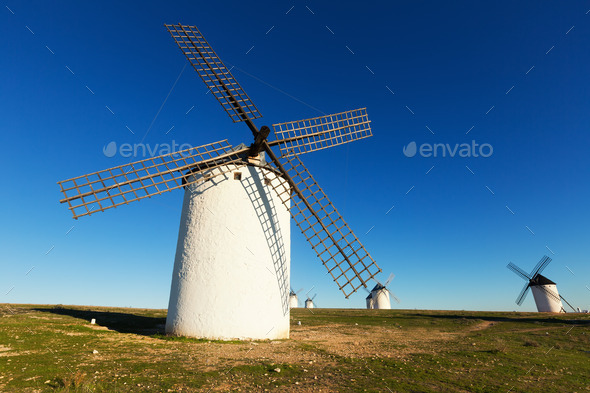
[531,284,564,313]
[165,164,291,340]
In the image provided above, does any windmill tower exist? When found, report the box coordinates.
[507,256,565,313]
[57,23,382,340]
[366,273,400,309]
[289,288,302,309]
[305,294,317,309]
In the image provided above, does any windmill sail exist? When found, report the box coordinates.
[165,24,262,123]
[507,262,531,281]
[515,282,530,306]
[272,108,372,158]
[267,153,381,298]
[58,140,247,219]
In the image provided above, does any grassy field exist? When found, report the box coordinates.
[0,304,588,392]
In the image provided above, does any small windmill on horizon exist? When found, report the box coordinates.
[57,23,384,340]
[507,255,575,313]
[289,288,303,309]
[305,294,317,309]
[366,273,400,309]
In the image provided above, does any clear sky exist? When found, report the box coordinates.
[2,1,589,312]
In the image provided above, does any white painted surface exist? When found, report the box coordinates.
[289,295,299,308]
[366,296,374,309]
[371,289,391,309]
[305,299,314,309]
[531,284,564,313]
[166,164,291,340]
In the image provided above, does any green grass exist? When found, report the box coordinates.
[1,304,588,392]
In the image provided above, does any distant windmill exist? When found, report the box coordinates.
[507,256,572,313]
[56,23,381,340]
[366,273,400,309]
[305,294,317,309]
[289,288,303,309]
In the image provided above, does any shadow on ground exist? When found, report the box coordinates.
[34,307,166,336]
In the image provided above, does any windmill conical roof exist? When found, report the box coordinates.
[531,274,556,286]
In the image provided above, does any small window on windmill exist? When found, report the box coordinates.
[264,177,271,186]
[233,172,242,181]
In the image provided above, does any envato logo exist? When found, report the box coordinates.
[103,141,194,158]
[403,141,493,158]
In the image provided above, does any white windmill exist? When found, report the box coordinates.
[366,273,400,309]
[57,23,382,340]
[289,288,303,309]
[507,256,574,313]
[305,294,317,309]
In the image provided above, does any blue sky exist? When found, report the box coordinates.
[2,1,589,311]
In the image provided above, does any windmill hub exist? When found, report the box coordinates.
[249,125,271,157]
